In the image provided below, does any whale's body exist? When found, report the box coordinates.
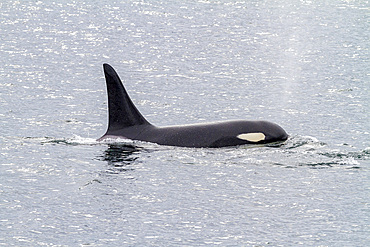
[98,64,288,148]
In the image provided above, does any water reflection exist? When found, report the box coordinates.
[101,144,142,174]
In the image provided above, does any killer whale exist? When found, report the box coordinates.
[98,64,288,148]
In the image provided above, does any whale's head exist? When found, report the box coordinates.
[236,121,288,144]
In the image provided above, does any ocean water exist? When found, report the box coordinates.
[1,0,369,246]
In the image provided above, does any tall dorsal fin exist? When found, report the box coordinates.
[103,64,150,133]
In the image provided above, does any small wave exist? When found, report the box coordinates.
[268,135,368,169]
[319,148,370,160]
[283,135,326,150]
[298,157,361,169]
[45,135,98,145]
[40,135,136,146]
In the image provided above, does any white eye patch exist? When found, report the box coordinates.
[237,133,265,142]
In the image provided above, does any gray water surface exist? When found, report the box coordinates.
[1,0,369,246]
